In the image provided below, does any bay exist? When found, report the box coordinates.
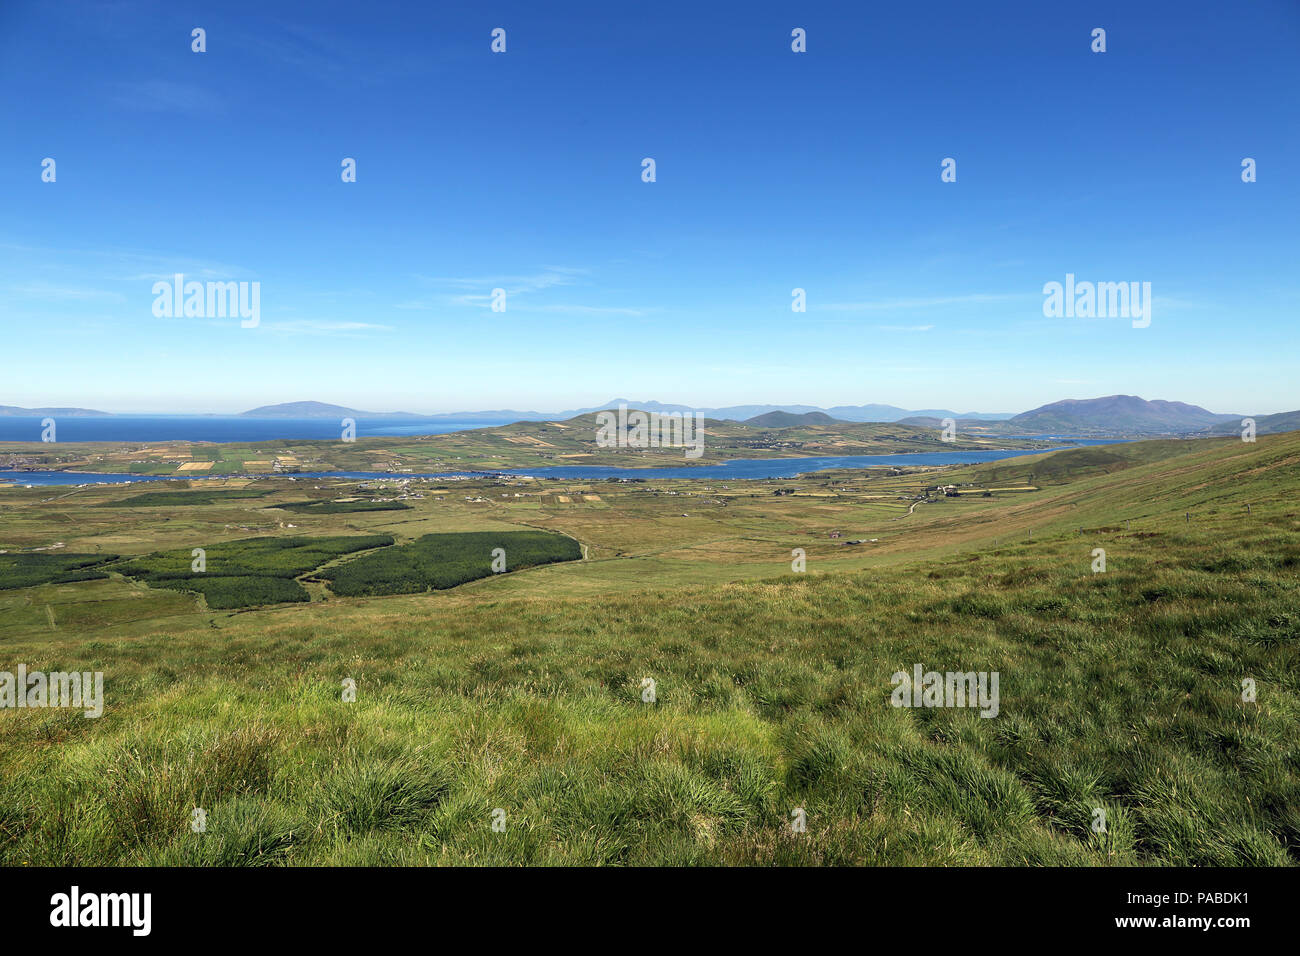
[0,442,1123,487]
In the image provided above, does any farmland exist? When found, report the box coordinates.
[0,410,1056,477]
[322,530,582,596]
[111,535,396,609]
[0,431,1296,865]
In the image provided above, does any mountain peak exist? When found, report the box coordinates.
[240,401,420,418]
[1010,395,1238,434]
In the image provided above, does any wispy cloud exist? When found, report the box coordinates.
[0,242,250,283]
[257,319,393,336]
[532,304,647,316]
[120,268,246,282]
[236,21,443,88]
[1149,294,1206,312]
[109,80,225,114]
[427,268,584,293]
[822,293,1028,312]
[399,267,590,310]
[5,282,124,302]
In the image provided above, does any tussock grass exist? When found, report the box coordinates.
[1,435,1298,865]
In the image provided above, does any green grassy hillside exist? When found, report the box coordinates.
[1206,409,1300,436]
[0,433,1296,865]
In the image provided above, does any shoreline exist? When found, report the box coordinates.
[0,443,1124,487]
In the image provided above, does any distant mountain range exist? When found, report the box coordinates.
[4,396,1294,437]
[1006,396,1239,434]
[573,399,1013,423]
[743,410,842,427]
[1205,409,1300,436]
[240,401,425,419]
[899,396,1252,437]
[234,395,1284,437]
[235,399,1016,423]
[0,404,109,417]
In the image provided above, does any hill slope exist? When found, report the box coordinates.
[1205,410,1300,436]
[743,410,841,427]
[0,404,109,417]
[1010,395,1238,435]
[241,401,421,418]
[2,433,1298,865]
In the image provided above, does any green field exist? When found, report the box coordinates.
[0,552,118,591]
[0,432,1296,865]
[98,488,276,508]
[0,408,1055,476]
[109,535,396,609]
[271,500,413,515]
[322,530,582,596]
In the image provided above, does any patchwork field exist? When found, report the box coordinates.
[0,433,1296,865]
[0,410,1055,476]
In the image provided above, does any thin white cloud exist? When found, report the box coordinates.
[109,80,225,114]
[416,268,586,295]
[5,282,125,302]
[400,267,599,310]
[822,293,1028,312]
[258,319,393,335]
[0,242,252,283]
[237,21,441,88]
[532,304,646,316]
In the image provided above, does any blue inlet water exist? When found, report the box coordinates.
[0,443,1122,486]
[478,446,1113,480]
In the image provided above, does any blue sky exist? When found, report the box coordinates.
[2,0,1297,415]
